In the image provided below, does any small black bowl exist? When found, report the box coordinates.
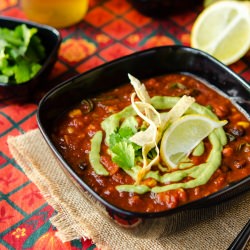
[0,16,61,101]
[37,45,250,224]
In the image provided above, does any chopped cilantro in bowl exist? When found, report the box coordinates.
[0,24,46,84]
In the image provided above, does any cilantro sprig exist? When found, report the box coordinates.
[109,127,141,170]
[0,24,45,84]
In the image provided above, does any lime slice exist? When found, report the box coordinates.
[160,114,227,169]
[203,0,249,8]
[191,1,250,65]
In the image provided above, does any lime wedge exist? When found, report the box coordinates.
[160,114,227,169]
[191,1,250,65]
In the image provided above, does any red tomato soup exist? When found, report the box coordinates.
[51,73,250,213]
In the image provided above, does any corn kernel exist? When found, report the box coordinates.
[222,147,233,157]
[68,109,82,118]
[87,124,96,130]
[67,127,74,134]
[108,106,117,113]
[237,121,249,129]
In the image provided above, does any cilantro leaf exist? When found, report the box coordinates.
[111,141,135,170]
[119,126,134,138]
[20,24,37,47]
[0,75,8,83]
[109,126,134,148]
[0,56,8,69]
[0,28,23,47]
[14,58,31,83]
[30,63,42,77]
[28,35,45,60]
[108,126,142,170]
[0,24,45,84]
[2,64,15,77]
[109,133,122,148]
[120,116,138,133]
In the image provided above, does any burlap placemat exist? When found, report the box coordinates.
[8,129,250,250]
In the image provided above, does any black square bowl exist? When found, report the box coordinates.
[0,16,61,101]
[37,46,250,223]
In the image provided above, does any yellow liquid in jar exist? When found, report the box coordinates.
[21,0,88,28]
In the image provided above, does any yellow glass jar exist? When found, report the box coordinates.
[21,0,89,28]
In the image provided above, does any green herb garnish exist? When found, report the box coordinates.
[170,82,187,89]
[0,24,45,84]
[111,141,135,170]
[109,126,141,170]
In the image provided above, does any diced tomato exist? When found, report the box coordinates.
[100,155,119,175]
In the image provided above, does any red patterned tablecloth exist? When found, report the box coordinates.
[0,0,250,249]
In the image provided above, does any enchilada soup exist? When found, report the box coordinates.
[51,73,250,213]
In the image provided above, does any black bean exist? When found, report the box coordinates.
[78,162,88,170]
[229,126,245,137]
[233,160,246,169]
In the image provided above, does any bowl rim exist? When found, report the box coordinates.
[0,16,62,87]
[37,45,250,218]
